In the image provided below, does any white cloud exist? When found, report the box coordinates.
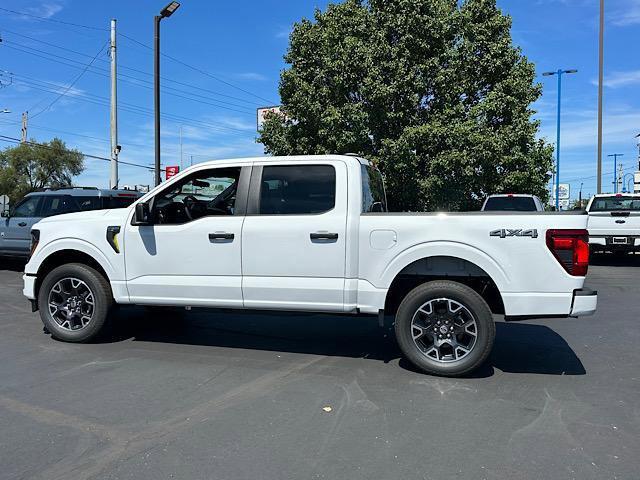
[26,1,65,19]
[611,0,640,26]
[234,72,268,82]
[592,70,640,88]
[538,109,640,150]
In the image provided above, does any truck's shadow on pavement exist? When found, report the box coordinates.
[107,307,585,378]
[590,252,640,267]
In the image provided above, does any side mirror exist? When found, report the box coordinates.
[133,202,152,225]
[1,210,9,218]
[370,202,385,213]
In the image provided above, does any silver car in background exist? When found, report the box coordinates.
[0,187,141,258]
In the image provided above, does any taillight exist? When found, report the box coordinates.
[546,229,589,276]
[29,229,40,258]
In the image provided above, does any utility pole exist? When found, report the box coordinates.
[608,153,623,193]
[597,0,604,193]
[179,125,183,170]
[579,182,583,207]
[110,19,119,189]
[21,111,28,142]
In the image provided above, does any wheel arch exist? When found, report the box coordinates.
[383,254,506,315]
[34,249,112,301]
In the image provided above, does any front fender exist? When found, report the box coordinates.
[379,240,510,291]
[26,237,117,280]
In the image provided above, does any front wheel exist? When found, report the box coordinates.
[394,280,495,377]
[37,263,113,343]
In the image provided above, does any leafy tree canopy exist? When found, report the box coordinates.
[0,138,84,203]
[259,0,553,211]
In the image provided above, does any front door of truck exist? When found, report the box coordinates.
[124,165,250,307]
[241,161,348,311]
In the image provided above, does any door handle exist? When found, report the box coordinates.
[18,222,27,227]
[310,232,338,240]
[208,232,234,241]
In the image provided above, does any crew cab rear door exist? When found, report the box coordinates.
[241,160,348,311]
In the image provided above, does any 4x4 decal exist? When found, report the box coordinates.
[490,229,538,239]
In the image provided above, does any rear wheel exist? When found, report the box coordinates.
[37,263,113,342]
[394,280,495,376]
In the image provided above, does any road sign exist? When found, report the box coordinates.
[165,166,179,180]
[257,106,282,131]
[0,194,9,213]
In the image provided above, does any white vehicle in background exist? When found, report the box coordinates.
[586,193,640,255]
[23,155,596,377]
[481,194,545,212]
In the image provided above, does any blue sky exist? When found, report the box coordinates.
[0,0,638,199]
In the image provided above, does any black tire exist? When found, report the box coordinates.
[394,280,495,377]
[37,263,113,343]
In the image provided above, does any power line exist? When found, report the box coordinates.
[119,32,276,105]
[0,7,277,105]
[0,134,162,171]
[0,29,260,107]
[1,42,255,115]
[0,7,106,31]
[29,41,109,119]
[9,75,254,136]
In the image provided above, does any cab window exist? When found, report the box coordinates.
[40,196,78,217]
[258,165,335,215]
[153,167,241,224]
[11,196,41,217]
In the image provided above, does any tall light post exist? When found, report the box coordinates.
[543,68,578,210]
[597,0,605,193]
[154,1,181,187]
[608,153,623,193]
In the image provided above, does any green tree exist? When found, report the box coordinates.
[0,138,84,203]
[259,0,553,211]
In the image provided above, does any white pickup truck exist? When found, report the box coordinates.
[586,193,640,255]
[23,155,597,376]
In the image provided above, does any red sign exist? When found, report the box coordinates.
[165,165,180,180]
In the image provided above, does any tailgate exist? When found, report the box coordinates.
[587,211,640,236]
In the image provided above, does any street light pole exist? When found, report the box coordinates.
[543,68,578,210]
[597,0,605,194]
[154,2,181,187]
[608,153,623,193]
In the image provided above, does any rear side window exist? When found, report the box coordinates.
[483,196,537,212]
[259,165,336,215]
[40,196,78,217]
[102,196,139,209]
[361,164,387,212]
[76,197,101,211]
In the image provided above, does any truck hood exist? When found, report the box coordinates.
[36,208,130,225]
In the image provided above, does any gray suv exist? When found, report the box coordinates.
[0,187,141,258]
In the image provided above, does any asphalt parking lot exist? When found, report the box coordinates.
[1,256,639,480]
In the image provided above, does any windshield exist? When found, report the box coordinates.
[483,196,537,212]
[590,196,640,212]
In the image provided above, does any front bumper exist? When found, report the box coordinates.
[570,288,597,317]
[23,274,36,300]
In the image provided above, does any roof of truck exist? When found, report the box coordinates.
[591,193,640,198]
[178,154,372,172]
[25,188,142,197]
